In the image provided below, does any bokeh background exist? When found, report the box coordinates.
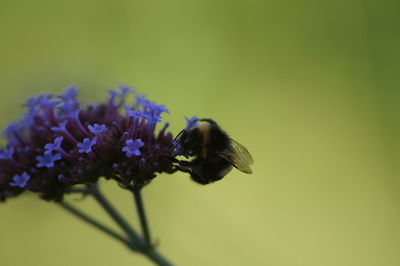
[0,0,399,265]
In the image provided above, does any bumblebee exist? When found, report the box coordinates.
[174,118,253,184]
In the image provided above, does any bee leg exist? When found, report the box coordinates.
[174,165,208,184]
[172,159,195,174]
[176,160,193,167]
[174,165,192,173]
[170,157,194,167]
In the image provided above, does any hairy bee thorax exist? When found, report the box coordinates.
[195,121,230,159]
[197,123,211,158]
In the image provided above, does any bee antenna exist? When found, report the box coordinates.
[173,130,184,142]
[170,129,184,153]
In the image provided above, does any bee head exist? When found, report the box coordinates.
[178,127,202,156]
[175,118,225,158]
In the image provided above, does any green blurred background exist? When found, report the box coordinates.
[0,0,399,265]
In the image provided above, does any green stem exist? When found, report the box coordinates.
[133,188,152,249]
[87,184,142,244]
[87,184,173,266]
[146,250,174,266]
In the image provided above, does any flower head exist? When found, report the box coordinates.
[0,86,182,201]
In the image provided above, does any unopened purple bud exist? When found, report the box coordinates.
[139,158,146,169]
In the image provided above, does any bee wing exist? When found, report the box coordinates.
[217,139,253,174]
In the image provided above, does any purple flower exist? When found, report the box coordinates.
[58,85,78,101]
[36,152,62,168]
[126,110,148,119]
[24,94,44,109]
[140,98,170,116]
[58,101,79,116]
[147,115,162,124]
[25,94,60,110]
[147,103,169,116]
[3,120,28,146]
[55,86,80,118]
[134,95,148,107]
[185,116,199,129]
[107,86,133,107]
[44,137,64,154]
[122,139,144,158]
[0,147,14,159]
[9,172,30,188]
[88,124,107,136]
[77,138,97,153]
[51,120,69,133]
[107,90,118,103]
[118,85,134,97]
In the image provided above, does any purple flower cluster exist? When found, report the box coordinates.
[0,86,178,201]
